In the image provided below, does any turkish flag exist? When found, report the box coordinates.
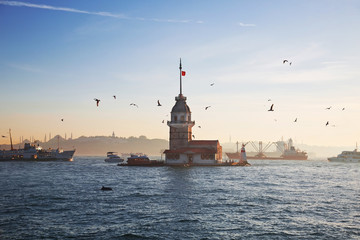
[182,71,186,76]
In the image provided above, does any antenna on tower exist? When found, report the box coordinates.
[179,58,182,96]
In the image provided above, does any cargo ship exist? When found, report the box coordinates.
[226,138,308,160]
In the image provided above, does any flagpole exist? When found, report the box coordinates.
[179,58,182,96]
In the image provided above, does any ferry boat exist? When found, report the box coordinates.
[0,143,75,161]
[328,147,360,163]
[104,152,124,163]
[0,130,75,161]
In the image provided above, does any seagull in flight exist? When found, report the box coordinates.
[192,134,195,139]
[205,106,211,110]
[198,126,201,128]
[162,120,165,123]
[268,104,274,111]
[325,106,332,110]
[61,119,64,122]
[157,100,162,106]
[294,118,297,122]
[94,98,100,107]
[113,95,116,99]
[283,60,289,64]
[130,103,138,108]
[210,83,215,86]
[342,107,345,111]
[326,121,329,126]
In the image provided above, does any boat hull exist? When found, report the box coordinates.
[105,158,124,163]
[0,149,75,161]
[328,157,360,163]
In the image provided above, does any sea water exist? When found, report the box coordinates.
[0,157,359,239]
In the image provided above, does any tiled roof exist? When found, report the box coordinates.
[164,147,217,154]
[189,140,219,146]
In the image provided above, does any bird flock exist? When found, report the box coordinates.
[79,80,219,141]
[267,101,344,127]
[58,59,345,135]
[264,59,347,127]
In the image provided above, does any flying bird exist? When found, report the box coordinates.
[294,118,297,122]
[1,135,6,138]
[342,107,345,111]
[325,106,332,110]
[61,119,64,122]
[210,83,215,86]
[268,104,274,111]
[198,126,201,128]
[283,60,289,64]
[268,99,271,101]
[130,103,138,108]
[113,95,116,99]
[157,100,162,106]
[326,121,329,126]
[94,98,100,107]
[192,134,195,139]
[205,106,211,110]
[289,62,292,66]
[162,120,165,123]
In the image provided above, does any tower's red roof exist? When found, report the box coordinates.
[188,140,219,146]
[164,147,216,154]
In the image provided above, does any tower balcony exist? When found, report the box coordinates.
[167,121,195,128]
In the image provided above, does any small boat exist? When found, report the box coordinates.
[122,154,164,166]
[104,152,124,163]
[328,146,360,163]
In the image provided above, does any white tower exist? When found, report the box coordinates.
[167,59,195,150]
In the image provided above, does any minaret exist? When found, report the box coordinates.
[167,59,195,150]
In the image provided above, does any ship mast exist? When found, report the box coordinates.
[9,129,14,151]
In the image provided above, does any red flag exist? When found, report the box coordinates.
[182,71,186,76]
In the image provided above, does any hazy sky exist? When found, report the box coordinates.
[1,0,360,147]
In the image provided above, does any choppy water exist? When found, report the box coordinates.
[0,157,359,239]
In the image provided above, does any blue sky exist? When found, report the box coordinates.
[1,0,360,147]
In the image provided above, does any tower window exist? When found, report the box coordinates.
[181,116,185,121]
[174,116,177,121]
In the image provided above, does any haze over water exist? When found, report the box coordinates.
[1,157,359,239]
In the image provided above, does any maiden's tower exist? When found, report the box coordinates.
[163,60,223,166]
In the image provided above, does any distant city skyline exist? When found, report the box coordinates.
[1,0,360,147]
